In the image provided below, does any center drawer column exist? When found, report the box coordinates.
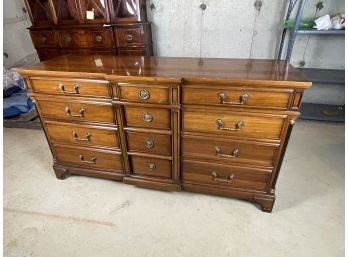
[110,78,181,191]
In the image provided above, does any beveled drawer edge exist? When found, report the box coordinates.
[29,76,110,84]
[53,142,122,155]
[44,120,118,131]
[55,160,124,174]
[128,151,173,160]
[181,157,274,173]
[182,84,294,93]
[124,127,172,135]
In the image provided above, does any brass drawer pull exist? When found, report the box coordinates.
[39,35,47,43]
[218,92,249,105]
[144,139,154,148]
[72,131,91,141]
[65,106,86,118]
[216,119,244,131]
[125,34,133,41]
[95,35,103,42]
[212,171,234,183]
[215,146,239,158]
[59,83,80,94]
[147,163,156,170]
[138,89,150,100]
[79,155,96,164]
[143,113,153,122]
[64,35,72,44]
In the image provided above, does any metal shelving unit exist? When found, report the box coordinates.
[277,0,345,62]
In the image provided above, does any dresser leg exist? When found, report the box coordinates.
[53,164,68,180]
[252,194,275,213]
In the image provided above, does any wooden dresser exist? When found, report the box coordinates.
[18,55,311,212]
[24,0,153,61]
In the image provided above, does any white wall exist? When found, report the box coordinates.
[3,0,36,68]
[146,0,345,69]
[3,0,345,69]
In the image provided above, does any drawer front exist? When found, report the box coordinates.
[115,28,145,46]
[182,160,271,192]
[89,29,113,48]
[127,131,171,156]
[31,31,57,48]
[124,106,171,129]
[55,145,123,172]
[182,87,292,109]
[130,156,171,179]
[119,84,169,104]
[117,47,149,56]
[46,122,119,148]
[58,30,89,47]
[30,79,111,98]
[182,136,278,167]
[38,100,115,124]
[182,110,285,140]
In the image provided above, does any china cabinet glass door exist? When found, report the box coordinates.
[110,0,141,22]
[78,0,109,23]
[25,0,54,25]
[52,0,80,24]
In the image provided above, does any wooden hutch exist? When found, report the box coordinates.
[24,0,153,61]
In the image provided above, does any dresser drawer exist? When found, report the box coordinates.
[119,84,170,104]
[30,79,111,98]
[46,122,119,148]
[130,156,171,179]
[55,145,123,172]
[124,106,171,129]
[58,30,89,47]
[182,136,278,167]
[89,29,113,48]
[182,160,271,192]
[127,131,171,156]
[30,31,58,48]
[115,27,145,46]
[182,86,292,109]
[182,109,286,140]
[38,99,115,124]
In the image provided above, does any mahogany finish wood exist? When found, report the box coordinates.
[18,55,311,212]
[24,0,153,61]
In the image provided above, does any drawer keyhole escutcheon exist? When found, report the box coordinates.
[125,34,133,41]
[143,113,153,122]
[218,92,249,105]
[39,35,47,43]
[65,106,86,118]
[79,155,96,164]
[64,36,72,44]
[144,139,154,148]
[59,83,80,94]
[212,171,234,183]
[72,131,91,141]
[216,119,244,131]
[215,146,239,158]
[147,163,156,170]
[139,89,150,100]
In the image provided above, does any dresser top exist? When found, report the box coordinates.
[18,54,311,88]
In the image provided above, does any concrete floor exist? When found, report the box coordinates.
[4,121,344,257]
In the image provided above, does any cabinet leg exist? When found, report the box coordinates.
[53,164,68,180]
[252,194,275,213]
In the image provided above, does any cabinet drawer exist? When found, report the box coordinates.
[58,30,89,47]
[182,86,292,109]
[55,145,123,172]
[182,160,271,192]
[46,122,119,148]
[38,99,115,124]
[89,29,113,48]
[30,31,58,48]
[115,27,145,46]
[182,109,286,140]
[130,156,171,179]
[127,131,171,156]
[124,106,171,129]
[182,136,278,167]
[119,84,169,104]
[30,79,110,98]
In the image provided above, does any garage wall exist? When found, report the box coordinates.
[3,0,345,69]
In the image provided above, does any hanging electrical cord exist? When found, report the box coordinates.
[199,3,206,59]
[249,0,263,58]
